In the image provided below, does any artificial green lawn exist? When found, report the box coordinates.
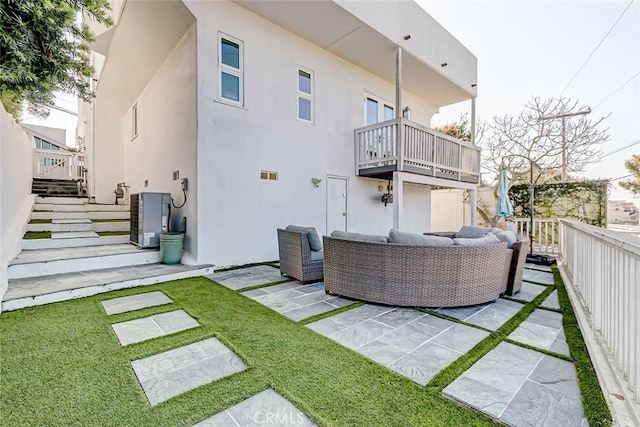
[22,231,51,239]
[0,277,496,427]
[96,231,129,236]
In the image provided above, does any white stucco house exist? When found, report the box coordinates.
[79,0,480,267]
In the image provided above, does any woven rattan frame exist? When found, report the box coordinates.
[323,236,510,307]
[277,229,324,284]
[505,239,529,296]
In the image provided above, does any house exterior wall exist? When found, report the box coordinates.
[186,1,440,266]
[94,91,124,204]
[122,25,198,259]
[0,106,34,309]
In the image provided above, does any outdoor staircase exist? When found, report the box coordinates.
[2,196,213,312]
[32,178,82,197]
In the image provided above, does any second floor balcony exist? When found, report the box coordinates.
[355,118,481,184]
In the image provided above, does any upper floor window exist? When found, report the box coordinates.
[297,67,314,123]
[34,136,60,151]
[219,33,243,106]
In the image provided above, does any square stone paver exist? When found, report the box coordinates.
[443,342,586,426]
[523,269,555,285]
[524,263,553,272]
[207,265,286,290]
[101,291,172,315]
[541,290,561,310]
[512,282,547,302]
[308,305,489,386]
[436,299,524,331]
[508,309,569,356]
[131,338,246,406]
[195,389,316,426]
[111,310,199,346]
[243,281,352,321]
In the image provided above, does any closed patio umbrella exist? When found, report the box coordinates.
[495,160,514,218]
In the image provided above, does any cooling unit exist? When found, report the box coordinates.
[130,192,171,248]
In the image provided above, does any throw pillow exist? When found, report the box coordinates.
[388,229,454,246]
[453,234,501,246]
[491,230,518,248]
[455,225,493,238]
[286,225,322,251]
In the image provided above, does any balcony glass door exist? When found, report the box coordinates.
[365,94,395,161]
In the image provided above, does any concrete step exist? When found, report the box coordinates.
[51,231,100,239]
[21,235,130,250]
[35,196,88,205]
[2,264,214,312]
[34,203,130,212]
[26,220,129,233]
[30,211,130,220]
[8,244,159,279]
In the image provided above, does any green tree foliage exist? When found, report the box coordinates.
[619,154,640,197]
[434,114,471,142]
[0,0,112,119]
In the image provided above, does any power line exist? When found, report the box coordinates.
[593,71,640,109]
[610,174,632,182]
[602,138,640,157]
[560,0,634,95]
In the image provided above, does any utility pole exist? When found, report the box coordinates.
[539,107,591,180]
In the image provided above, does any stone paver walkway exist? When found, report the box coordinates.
[522,269,555,285]
[195,389,316,426]
[243,281,353,321]
[111,309,199,346]
[511,282,547,302]
[208,265,284,290]
[308,305,489,385]
[101,291,172,315]
[524,263,553,272]
[435,299,524,331]
[443,342,587,426]
[541,290,561,310]
[131,337,246,406]
[508,309,569,356]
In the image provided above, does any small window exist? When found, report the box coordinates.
[42,140,51,150]
[34,137,41,149]
[52,145,60,151]
[219,33,243,106]
[131,103,138,140]
[260,170,278,181]
[297,68,314,122]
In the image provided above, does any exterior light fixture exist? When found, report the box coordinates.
[403,35,411,40]
[441,63,448,67]
[471,83,477,87]
[311,177,322,188]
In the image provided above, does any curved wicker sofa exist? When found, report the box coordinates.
[323,236,511,307]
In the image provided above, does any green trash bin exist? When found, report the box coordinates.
[160,232,184,265]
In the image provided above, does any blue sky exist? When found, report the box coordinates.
[422,0,640,202]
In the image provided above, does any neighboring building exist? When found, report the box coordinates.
[22,123,69,152]
[608,200,639,224]
[79,0,479,267]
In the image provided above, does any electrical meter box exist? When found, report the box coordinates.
[130,192,171,248]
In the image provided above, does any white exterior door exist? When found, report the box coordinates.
[365,94,394,125]
[327,176,348,234]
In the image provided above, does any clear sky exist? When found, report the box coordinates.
[421,0,640,203]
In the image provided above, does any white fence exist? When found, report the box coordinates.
[355,118,481,183]
[507,218,559,254]
[560,219,640,405]
[33,149,86,181]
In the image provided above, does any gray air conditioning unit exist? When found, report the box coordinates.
[130,192,171,248]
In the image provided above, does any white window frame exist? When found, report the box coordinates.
[297,66,314,123]
[364,92,394,126]
[218,32,244,107]
[131,103,138,140]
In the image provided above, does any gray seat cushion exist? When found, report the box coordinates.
[286,225,322,251]
[388,229,454,246]
[310,250,323,261]
[456,225,493,238]
[491,230,518,248]
[331,230,388,243]
[453,234,501,246]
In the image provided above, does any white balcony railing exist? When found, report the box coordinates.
[355,118,481,184]
[507,218,560,254]
[560,219,640,407]
[33,149,86,181]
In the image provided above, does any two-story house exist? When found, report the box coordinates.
[78,0,480,267]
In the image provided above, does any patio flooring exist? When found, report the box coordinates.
[86,263,585,425]
[209,263,587,427]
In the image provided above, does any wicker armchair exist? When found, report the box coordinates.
[277,229,324,284]
[505,238,529,296]
[323,236,509,307]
